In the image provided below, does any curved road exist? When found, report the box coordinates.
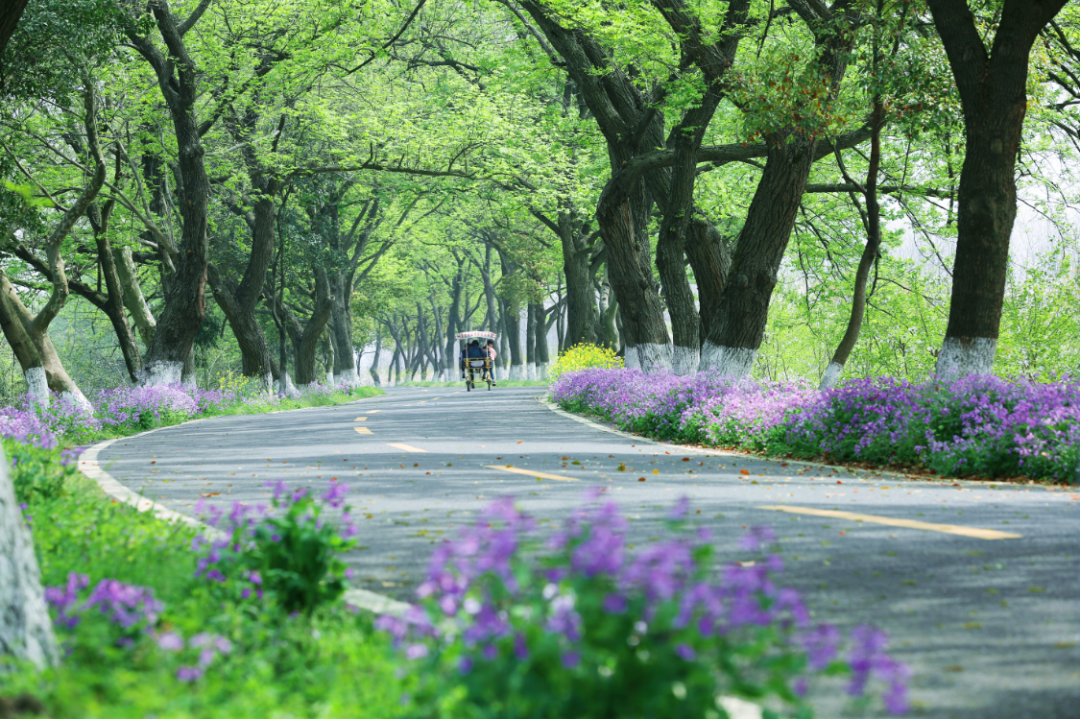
[96,387,1079,718]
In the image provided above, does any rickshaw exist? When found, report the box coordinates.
[456,330,496,391]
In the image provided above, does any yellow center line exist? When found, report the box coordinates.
[369,410,380,413]
[354,417,367,421]
[485,465,579,482]
[757,505,1022,540]
[387,442,428,453]
[355,427,373,435]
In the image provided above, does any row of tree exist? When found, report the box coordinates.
[1,0,1079,409]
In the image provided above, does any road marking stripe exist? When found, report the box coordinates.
[369,410,381,413]
[354,417,367,421]
[484,465,579,482]
[387,442,428,453]
[757,505,1021,540]
[355,427,373,435]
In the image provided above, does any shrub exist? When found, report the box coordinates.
[548,344,623,382]
[194,479,359,615]
[379,494,909,718]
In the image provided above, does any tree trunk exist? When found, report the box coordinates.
[597,270,619,350]
[927,0,1067,377]
[536,302,551,378]
[0,0,29,59]
[368,329,383,386]
[822,10,887,389]
[0,448,58,669]
[113,246,156,346]
[126,7,213,385]
[0,272,89,409]
[278,266,334,387]
[698,4,859,377]
[558,211,598,348]
[526,302,537,380]
[329,274,359,385]
[595,160,671,373]
[209,266,273,392]
[700,133,817,377]
[91,217,143,382]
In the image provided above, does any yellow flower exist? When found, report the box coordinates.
[549,343,624,380]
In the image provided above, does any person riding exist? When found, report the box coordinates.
[485,339,498,386]
[463,339,486,382]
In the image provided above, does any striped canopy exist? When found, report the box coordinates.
[455,331,497,340]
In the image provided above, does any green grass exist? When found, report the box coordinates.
[5,387,409,718]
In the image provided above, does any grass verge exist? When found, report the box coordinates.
[4,386,409,717]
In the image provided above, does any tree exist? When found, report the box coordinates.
[927,0,1069,377]
[0,450,58,669]
[121,0,216,385]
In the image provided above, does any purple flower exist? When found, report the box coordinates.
[674,643,696,661]
[176,666,203,682]
[155,632,184,651]
[561,651,580,669]
[322,480,349,508]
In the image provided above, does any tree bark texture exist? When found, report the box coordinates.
[0,0,28,60]
[277,266,334,386]
[557,210,598,348]
[89,202,143,382]
[113,247,156,346]
[700,1,860,376]
[926,0,1068,377]
[0,448,59,669]
[125,1,213,385]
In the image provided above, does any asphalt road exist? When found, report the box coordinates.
[97,386,1080,719]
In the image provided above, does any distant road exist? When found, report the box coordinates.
[98,386,1080,719]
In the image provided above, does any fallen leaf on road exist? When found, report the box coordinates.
[652,469,659,474]
[200,492,220,497]
[740,469,750,475]
[638,478,646,482]
[617,463,626,471]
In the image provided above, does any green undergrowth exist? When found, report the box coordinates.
[7,463,407,718]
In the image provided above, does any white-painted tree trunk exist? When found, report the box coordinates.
[24,367,49,408]
[819,361,844,390]
[277,372,301,398]
[623,349,640,371]
[141,360,184,386]
[0,447,59,669]
[630,343,673,374]
[509,364,526,381]
[326,371,335,386]
[258,372,274,395]
[699,343,756,378]
[671,346,699,376]
[935,337,996,379]
[526,363,536,381]
[59,390,94,416]
[337,368,361,387]
[536,363,548,381]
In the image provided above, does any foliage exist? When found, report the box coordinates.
[548,343,624,382]
[379,495,910,719]
[193,480,359,615]
[552,369,1080,483]
[5,459,406,717]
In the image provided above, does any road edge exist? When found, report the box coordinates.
[76,398,410,617]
